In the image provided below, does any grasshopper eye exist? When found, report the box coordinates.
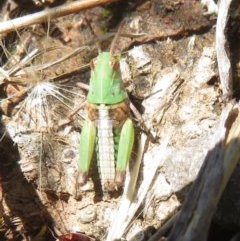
[111,59,120,70]
[89,59,94,69]
[90,58,98,69]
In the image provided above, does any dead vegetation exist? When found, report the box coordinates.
[0,0,240,241]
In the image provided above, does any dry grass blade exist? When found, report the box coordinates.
[20,46,88,73]
[106,134,147,241]
[106,135,170,241]
[0,48,39,84]
[0,0,122,35]
[168,102,240,241]
[216,0,233,98]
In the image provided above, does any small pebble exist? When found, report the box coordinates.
[79,206,96,224]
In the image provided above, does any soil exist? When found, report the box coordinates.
[0,0,239,241]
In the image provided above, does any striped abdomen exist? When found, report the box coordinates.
[87,102,129,190]
[97,104,116,190]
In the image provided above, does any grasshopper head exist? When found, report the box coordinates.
[87,52,127,104]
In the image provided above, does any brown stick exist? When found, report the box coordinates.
[0,0,121,35]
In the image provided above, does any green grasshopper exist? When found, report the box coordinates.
[78,26,135,191]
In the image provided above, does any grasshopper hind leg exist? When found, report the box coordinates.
[78,119,96,186]
[115,118,135,186]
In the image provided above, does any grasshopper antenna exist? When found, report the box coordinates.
[110,19,126,55]
[84,16,102,53]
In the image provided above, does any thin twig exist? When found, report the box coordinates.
[147,212,179,241]
[0,0,122,35]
